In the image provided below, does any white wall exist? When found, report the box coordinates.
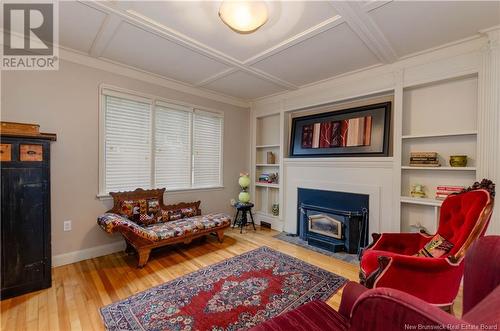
[1,59,250,263]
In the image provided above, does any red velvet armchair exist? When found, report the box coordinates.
[359,180,495,307]
[251,236,500,331]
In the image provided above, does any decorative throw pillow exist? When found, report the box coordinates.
[137,213,156,226]
[181,207,196,218]
[120,200,138,218]
[147,199,160,214]
[169,210,183,221]
[161,209,170,222]
[138,199,148,214]
[415,234,454,258]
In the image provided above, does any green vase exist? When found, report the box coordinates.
[238,174,250,189]
[238,191,250,203]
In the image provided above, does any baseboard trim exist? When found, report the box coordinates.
[52,241,125,267]
[254,212,284,231]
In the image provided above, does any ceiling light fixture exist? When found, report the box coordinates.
[218,1,268,34]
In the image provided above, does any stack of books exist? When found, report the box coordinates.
[410,152,440,167]
[435,185,465,200]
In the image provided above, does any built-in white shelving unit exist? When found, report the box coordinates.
[401,131,477,140]
[400,196,443,207]
[256,144,280,149]
[401,166,477,171]
[252,113,282,226]
[400,75,478,233]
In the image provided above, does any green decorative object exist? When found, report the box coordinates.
[238,172,251,203]
[449,155,467,167]
[238,173,251,189]
[271,203,279,216]
[238,191,250,203]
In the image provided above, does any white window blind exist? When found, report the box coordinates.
[104,94,152,193]
[155,104,192,190]
[100,88,223,196]
[193,110,223,188]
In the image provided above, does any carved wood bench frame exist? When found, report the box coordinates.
[107,188,230,267]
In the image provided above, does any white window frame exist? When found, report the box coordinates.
[98,84,224,198]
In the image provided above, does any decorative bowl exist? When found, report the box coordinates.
[449,155,467,167]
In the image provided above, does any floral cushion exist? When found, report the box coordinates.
[120,198,164,226]
[97,213,158,241]
[120,200,139,218]
[147,199,160,214]
[97,213,230,242]
[145,213,231,240]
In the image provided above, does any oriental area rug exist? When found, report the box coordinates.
[100,246,347,331]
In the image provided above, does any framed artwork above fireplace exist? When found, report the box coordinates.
[289,102,391,158]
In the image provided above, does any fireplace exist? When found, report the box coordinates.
[297,188,369,254]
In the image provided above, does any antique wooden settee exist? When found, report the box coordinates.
[97,188,231,267]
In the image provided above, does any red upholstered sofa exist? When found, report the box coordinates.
[360,180,494,307]
[251,236,500,331]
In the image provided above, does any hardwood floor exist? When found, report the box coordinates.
[0,227,461,330]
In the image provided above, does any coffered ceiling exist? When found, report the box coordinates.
[59,1,500,101]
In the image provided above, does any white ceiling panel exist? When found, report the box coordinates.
[203,71,285,99]
[101,22,231,84]
[59,2,107,53]
[369,1,500,57]
[116,1,339,61]
[251,23,380,86]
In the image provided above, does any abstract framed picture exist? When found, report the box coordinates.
[289,102,391,158]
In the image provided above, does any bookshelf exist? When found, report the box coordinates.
[400,75,478,233]
[401,166,476,171]
[253,113,282,225]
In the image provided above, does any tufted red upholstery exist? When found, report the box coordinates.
[437,190,490,255]
[360,188,493,306]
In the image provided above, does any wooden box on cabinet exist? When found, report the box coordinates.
[0,132,56,299]
[0,144,11,161]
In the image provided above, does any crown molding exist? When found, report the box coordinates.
[362,0,393,13]
[58,46,251,108]
[89,13,122,58]
[195,68,238,87]
[330,1,398,64]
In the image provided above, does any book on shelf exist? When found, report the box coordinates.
[436,186,464,191]
[410,152,438,158]
[410,157,438,162]
[409,160,439,165]
[408,163,441,167]
[435,185,465,200]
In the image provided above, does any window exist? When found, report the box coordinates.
[99,88,223,196]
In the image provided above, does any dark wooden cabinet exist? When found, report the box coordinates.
[1,134,55,299]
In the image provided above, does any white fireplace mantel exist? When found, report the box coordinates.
[282,159,396,236]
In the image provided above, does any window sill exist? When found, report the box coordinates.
[96,186,225,201]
